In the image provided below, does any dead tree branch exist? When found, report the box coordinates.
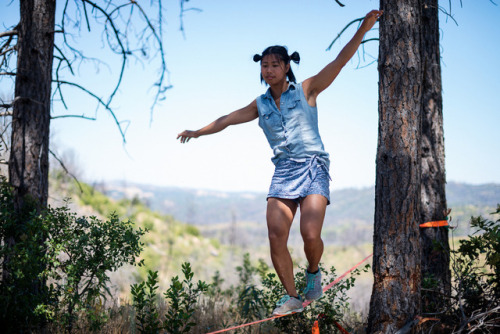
[49,149,83,194]
[0,30,18,39]
[179,0,202,39]
[52,0,170,137]
[455,305,500,333]
[0,96,43,111]
[51,114,96,121]
[326,17,364,51]
[53,79,127,142]
[0,46,16,57]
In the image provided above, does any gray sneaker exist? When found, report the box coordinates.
[303,269,323,301]
[271,295,304,316]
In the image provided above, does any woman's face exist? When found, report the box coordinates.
[261,54,290,85]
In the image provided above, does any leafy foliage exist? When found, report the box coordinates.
[132,262,209,334]
[210,252,369,333]
[163,262,209,333]
[131,270,161,334]
[0,176,146,332]
[420,206,500,333]
[450,205,500,330]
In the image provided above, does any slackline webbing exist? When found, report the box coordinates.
[419,220,449,228]
[205,253,373,334]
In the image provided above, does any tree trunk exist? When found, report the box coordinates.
[368,1,423,332]
[420,0,451,310]
[4,0,55,284]
[9,0,54,214]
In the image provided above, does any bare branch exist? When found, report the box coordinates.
[437,5,459,26]
[54,44,75,75]
[0,46,16,57]
[49,149,83,194]
[51,114,96,121]
[0,121,11,152]
[361,38,379,44]
[0,111,13,116]
[334,0,346,7]
[1,96,43,111]
[179,0,202,39]
[326,17,364,51]
[53,79,127,142]
[0,72,16,76]
[81,0,129,107]
[0,30,17,39]
[131,1,171,121]
[455,305,500,333]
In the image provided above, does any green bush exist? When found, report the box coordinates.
[131,270,161,334]
[449,205,500,331]
[210,252,369,333]
[0,177,146,332]
[163,262,209,333]
[131,262,209,334]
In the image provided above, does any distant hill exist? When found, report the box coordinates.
[47,170,244,293]
[96,181,499,246]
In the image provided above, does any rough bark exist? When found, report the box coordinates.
[420,0,451,309]
[4,0,55,286]
[9,0,55,212]
[368,1,423,332]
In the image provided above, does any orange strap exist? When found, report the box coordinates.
[312,320,320,334]
[333,320,350,334]
[419,220,448,228]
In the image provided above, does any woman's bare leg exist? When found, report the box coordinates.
[299,194,328,272]
[267,197,298,296]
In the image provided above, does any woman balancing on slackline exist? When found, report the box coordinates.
[178,10,382,316]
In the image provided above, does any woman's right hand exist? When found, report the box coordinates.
[177,130,199,143]
[359,10,383,33]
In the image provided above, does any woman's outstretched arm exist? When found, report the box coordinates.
[177,99,259,143]
[302,10,383,104]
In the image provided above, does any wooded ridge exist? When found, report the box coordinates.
[96,181,499,246]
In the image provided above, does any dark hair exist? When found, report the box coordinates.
[253,45,300,84]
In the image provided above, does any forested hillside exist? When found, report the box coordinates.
[48,170,250,297]
[97,181,500,246]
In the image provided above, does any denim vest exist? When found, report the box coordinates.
[256,82,330,168]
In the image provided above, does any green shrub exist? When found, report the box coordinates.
[0,177,146,332]
[132,262,209,334]
[163,262,209,333]
[131,270,161,334]
[449,205,500,331]
[211,253,369,333]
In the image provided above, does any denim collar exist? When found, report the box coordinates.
[263,81,298,100]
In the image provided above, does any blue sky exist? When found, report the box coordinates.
[1,0,499,192]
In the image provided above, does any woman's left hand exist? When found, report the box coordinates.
[360,10,383,33]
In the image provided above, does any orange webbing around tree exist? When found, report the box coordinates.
[419,220,448,228]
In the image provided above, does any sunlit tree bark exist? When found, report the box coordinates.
[368,0,423,332]
[8,0,54,214]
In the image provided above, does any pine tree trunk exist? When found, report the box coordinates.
[4,0,55,286]
[368,1,423,332]
[9,0,54,214]
[420,0,451,309]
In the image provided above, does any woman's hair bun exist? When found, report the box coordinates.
[253,54,263,62]
[290,51,300,64]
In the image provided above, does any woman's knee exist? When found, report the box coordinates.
[301,231,322,244]
[268,225,289,243]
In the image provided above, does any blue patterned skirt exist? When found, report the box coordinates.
[267,156,331,205]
